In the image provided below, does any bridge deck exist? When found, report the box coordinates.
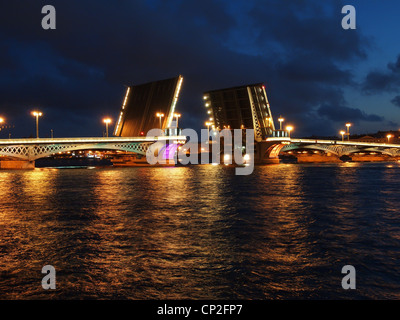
[0,136,186,145]
[267,137,400,148]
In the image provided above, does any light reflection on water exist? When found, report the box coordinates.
[0,163,400,299]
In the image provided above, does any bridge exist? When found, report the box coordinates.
[203,82,400,164]
[259,137,400,163]
[1,78,399,168]
[0,135,186,168]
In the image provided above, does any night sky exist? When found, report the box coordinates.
[1,0,400,138]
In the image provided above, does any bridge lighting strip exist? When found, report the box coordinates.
[0,136,187,145]
[167,75,183,128]
[266,137,400,148]
[114,86,131,136]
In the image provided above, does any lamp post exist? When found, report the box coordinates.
[387,134,392,143]
[346,123,351,141]
[32,111,42,138]
[286,125,293,138]
[340,130,346,142]
[278,116,284,130]
[173,113,181,127]
[205,121,212,141]
[156,112,164,129]
[103,118,112,137]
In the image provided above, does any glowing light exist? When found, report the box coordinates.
[32,111,43,138]
[278,116,284,130]
[114,86,130,135]
[0,117,4,123]
[173,113,181,127]
[340,130,346,141]
[167,75,183,128]
[103,118,112,137]
[157,112,165,130]
[286,125,293,138]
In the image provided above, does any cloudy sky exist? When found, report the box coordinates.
[1,0,400,138]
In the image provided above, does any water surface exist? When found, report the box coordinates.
[0,163,399,299]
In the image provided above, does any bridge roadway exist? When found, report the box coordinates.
[0,135,186,161]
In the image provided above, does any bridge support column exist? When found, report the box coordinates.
[0,160,35,169]
[255,141,283,164]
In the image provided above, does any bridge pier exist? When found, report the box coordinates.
[255,141,286,164]
[0,160,35,169]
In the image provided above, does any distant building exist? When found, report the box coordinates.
[351,131,400,144]
[203,83,275,141]
[114,75,183,137]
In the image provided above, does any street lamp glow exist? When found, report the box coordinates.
[205,121,212,141]
[387,134,392,143]
[103,118,112,137]
[31,111,43,138]
[173,113,181,127]
[340,130,346,142]
[156,112,164,129]
[278,116,284,130]
[0,117,4,124]
[346,123,351,141]
[286,125,293,138]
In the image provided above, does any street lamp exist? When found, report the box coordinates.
[278,116,284,130]
[286,125,293,138]
[32,111,42,138]
[387,134,392,143]
[103,118,112,137]
[205,121,212,141]
[173,113,181,127]
[340,130,346,142]
[156,112,164,129]
[346,123,351,141]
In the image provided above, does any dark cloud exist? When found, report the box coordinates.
[317,104,383,123]
[0,0,387,137]
[391,95,400,108]
[362,55,400,94]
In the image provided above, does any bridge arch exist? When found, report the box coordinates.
[0,142,155,161]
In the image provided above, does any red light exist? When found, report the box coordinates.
[140,131,144,136]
